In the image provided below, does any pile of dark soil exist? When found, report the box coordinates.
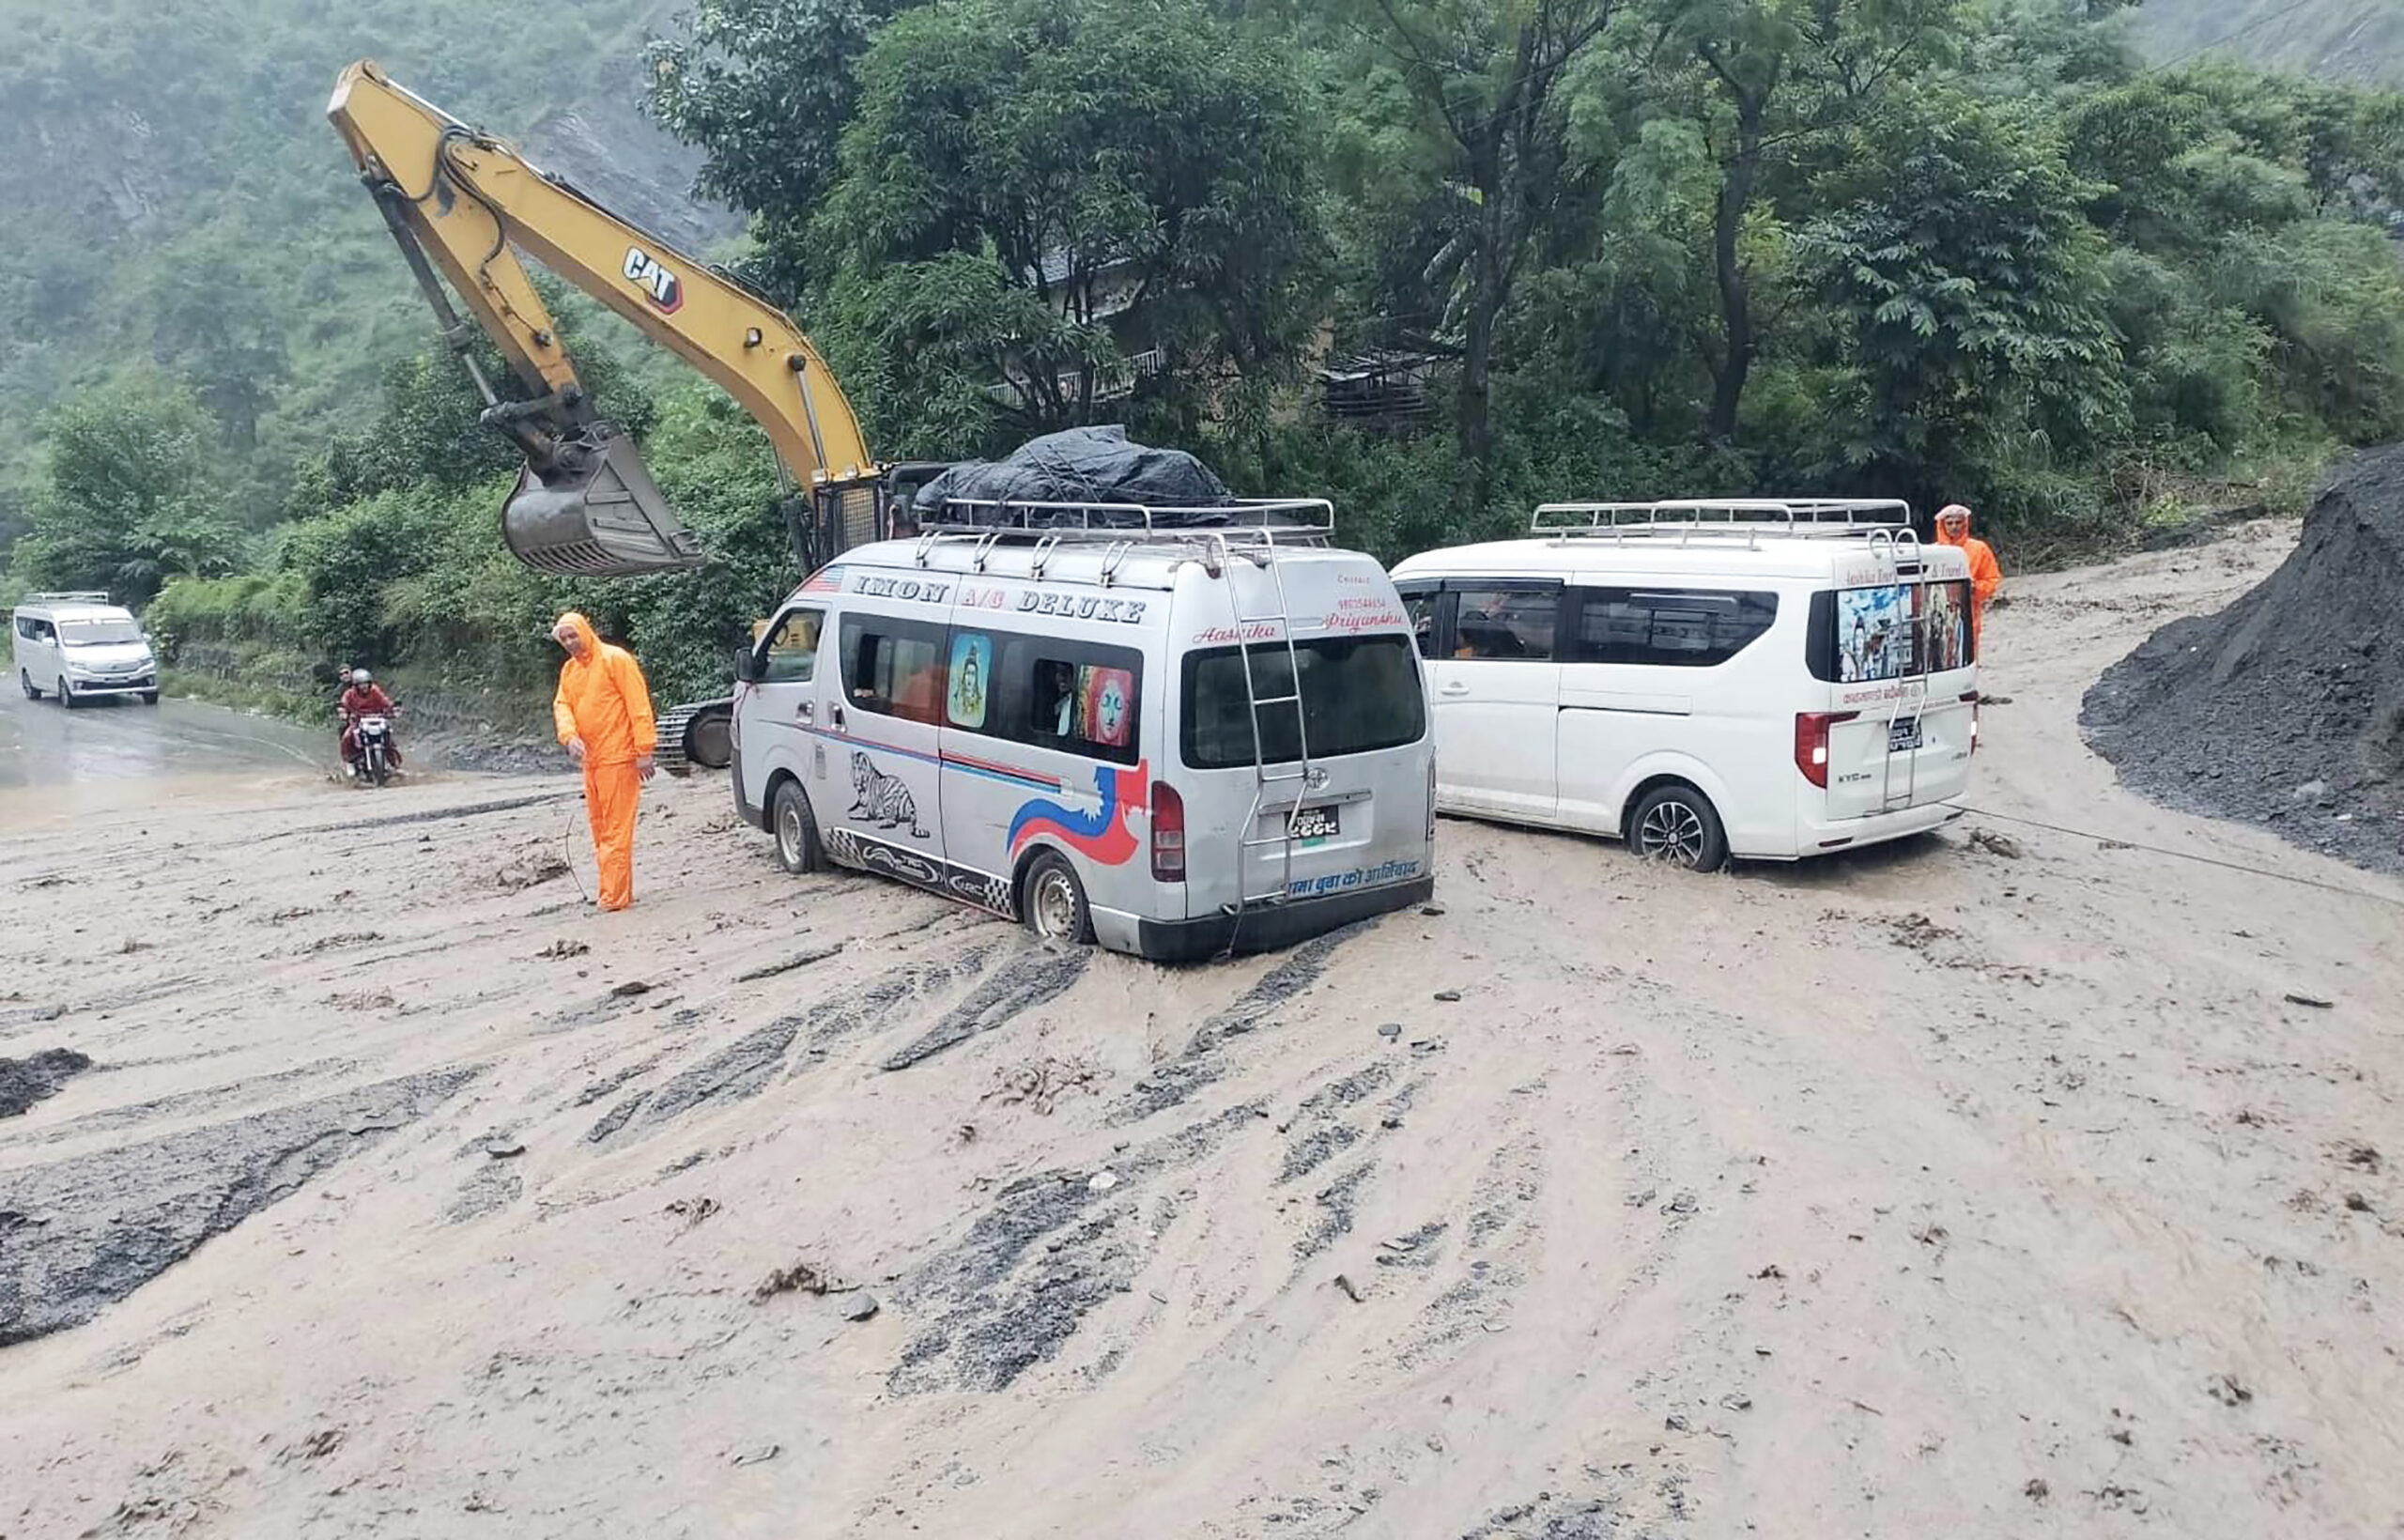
[2084,446,2404,877]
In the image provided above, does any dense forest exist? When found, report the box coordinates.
[9,0,2404,723]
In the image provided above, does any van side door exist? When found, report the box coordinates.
[826,607,948,882]
[1425,578,1563,822]
[937,622,1148,916]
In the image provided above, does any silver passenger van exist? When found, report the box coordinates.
[11,592,162,706]
[730,499,1437,960]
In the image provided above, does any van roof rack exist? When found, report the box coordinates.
[920,497,1335,538]
[21,591,116,605]
[1532,499,1913,549]
[910,497,1336,578]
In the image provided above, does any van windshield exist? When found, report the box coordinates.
[58,618,142,645]
[1182,636,1426,769]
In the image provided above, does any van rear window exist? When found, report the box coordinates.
[1806,580,1973,683]
[1181,636,1426,769]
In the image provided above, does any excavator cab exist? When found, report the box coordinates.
[499,423,702,577]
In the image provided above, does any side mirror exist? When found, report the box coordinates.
[732,645,763,685]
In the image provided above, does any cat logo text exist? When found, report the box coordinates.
[623,247,683,314]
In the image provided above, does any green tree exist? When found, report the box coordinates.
[9,371,239,606]
[643,0,919,300]
[1331,0,1622,517]
[1797,92,2127,513]
[1630,0,1963,443]
[810,0,1326,445]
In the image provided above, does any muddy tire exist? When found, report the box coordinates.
[140,691,160,705]
[19,670,39,701]
[1629,783,1728,872]
[772,779,824,875]
[57,679,78,710]
[1021,851,1093,946]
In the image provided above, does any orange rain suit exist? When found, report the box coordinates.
[552,612,657,911]
[1934,504,2003,651]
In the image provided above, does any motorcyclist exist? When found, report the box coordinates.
[338,667,403,775]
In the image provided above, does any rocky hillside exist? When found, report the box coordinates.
[0,0,738,533]
[2132,0,2404,83]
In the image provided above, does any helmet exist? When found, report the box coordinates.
[352,668,373,685]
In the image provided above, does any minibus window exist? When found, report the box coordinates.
[57,618,141,645]
[1181,636,1427,769]
[761,608,824,684]
[1569,588,1776,666]
[971,633,1145,765]
[1807,579,1974,684]
[1452,589,1554,660]
[842,618,947,725]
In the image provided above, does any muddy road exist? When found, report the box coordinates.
[3,521,2401,1540]
[0,685,325,792]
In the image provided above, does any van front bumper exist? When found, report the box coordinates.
[61,672,157,699]
[1132,874,1435,963]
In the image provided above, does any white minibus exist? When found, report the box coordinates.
[11,592,162,706]
[1389,500,1979,869]
[730,500,1437,960]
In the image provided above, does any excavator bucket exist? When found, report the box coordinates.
[499,428,705,577]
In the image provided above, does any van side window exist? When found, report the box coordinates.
[1452,588,1554,660]
[1395,583,1443,659]
[841,616,947,725]
[760,608,824,684]
[1571,588,1777,667]
[936,632,1144,763]
[948,632,993,729]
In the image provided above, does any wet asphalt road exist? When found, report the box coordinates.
[0,685,327,789]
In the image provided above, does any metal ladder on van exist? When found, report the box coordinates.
[1213,527,1317,947]
[1865,528,1930,812]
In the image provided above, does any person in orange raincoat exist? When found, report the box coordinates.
[550,612,657,911]
[1934,504,2003,653]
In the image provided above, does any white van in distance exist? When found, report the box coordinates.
[11,592,162,706]
[1390,500,1979,869]
[730,499,1437,961]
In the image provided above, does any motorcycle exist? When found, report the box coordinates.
[347,711,400,788]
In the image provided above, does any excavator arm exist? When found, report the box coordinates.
[327,60,882,577]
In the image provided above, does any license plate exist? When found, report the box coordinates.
[1888,717,1923,752]
[1287,805,1341,842]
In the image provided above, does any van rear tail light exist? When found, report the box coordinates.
[1795,711,1858,789]
[1151,780,1186,883]
[1964,690,1980,753]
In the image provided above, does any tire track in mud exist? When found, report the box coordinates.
[1114,928,1365,1126]
[580,942,1017,1143]
[0,1067,478,1344]
[879,947,1091,1071]
[888,1102,1264,1394]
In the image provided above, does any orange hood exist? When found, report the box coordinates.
[556,610,601,655]
[1934,504,1974,546]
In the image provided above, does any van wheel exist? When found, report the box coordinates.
[57,680,79,710]
[19,670,39,701]
[141,691,160,705]
[1629,783,1728,872]
[1022,851,1093,945]
[771,779,825,874]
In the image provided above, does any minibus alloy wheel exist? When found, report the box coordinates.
[1629,783,1728,872]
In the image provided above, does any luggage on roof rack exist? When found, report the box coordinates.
[909,424,1233,525]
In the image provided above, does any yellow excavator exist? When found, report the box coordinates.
[326,59,947,579]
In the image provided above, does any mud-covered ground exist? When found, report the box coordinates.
[3,522,2400,1539]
